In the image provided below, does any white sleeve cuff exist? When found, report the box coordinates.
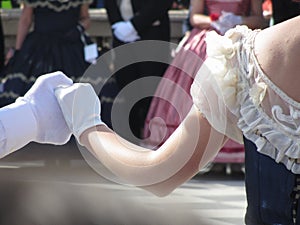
[0,100,37,157]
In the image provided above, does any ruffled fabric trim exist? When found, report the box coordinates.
[235,31,300,174]
[19,0,92,12]
[191,25,300,173]
[190,26,251,144]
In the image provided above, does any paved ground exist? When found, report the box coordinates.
[0,142,246,225]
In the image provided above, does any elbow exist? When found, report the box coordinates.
[79,20,90,30]
[143,184,177,198]
[155,189,175,198]
[150,189,174,198]
[83,18,91,30]
[189,17,196,28]
[19,14,33,30]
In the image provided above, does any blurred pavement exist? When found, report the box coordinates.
[0,140,246,225]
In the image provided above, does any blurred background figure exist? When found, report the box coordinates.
[0,5,5,72]
[143,0,266,166]
[262,0,272,22]
[91,0,104,8]
[172,0,190,9]
[0,0,95,108]
[104,0,173,143]
[271,0,300,24]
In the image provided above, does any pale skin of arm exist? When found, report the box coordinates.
[190,0,266,30]
[15,4,33,50]
[79,16,300,197]
[254,15,300,103]
[189,0,211,29]
[79,4,91,30]
[5,4,33,64]
[80,106,228,197]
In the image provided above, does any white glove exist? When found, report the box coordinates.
[55,83,106,145]
[219,11,242,27]
[0,71,73,155]
[112,21,141,43]
[211,11,242,35]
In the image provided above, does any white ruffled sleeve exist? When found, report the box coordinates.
[190,29,245,144]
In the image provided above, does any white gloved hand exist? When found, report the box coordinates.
[55,83,106,145]
[0,71,73,156]
[219,11,242,28]
[211,11,242,35]
[220,11,242,26]
[20,71,73,143]
[112,21,141,43]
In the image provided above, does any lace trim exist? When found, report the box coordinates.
[20,0,93,12]
[235,28,300,173]
[250,38,300,109]
[195,25,300,173]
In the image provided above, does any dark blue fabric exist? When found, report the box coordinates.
[96,0,104,8]
[0,6,91,107]
[244,137,299,225]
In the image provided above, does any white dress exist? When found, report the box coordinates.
[191,25,300,174]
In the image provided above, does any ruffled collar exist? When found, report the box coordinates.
[230,27,300,174]
[205,25,300,173]
[19,0,92,11]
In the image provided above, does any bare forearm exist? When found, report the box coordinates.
[80,107,226,196]
[15,6,33,50]
[189,0,211,29]
[190,14,212,29]
[80,4,91,30]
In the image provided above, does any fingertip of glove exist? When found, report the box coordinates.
[54,86,65,98]
[54,83,95,100]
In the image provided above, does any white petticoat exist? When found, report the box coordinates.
[191,25,300,174]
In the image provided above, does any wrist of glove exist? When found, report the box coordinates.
[112,21,141,43]
[0,100,38,155]
[211,12,242,35]
[55,83,106,145]
[219,11,242,27]
[211,21,232,35]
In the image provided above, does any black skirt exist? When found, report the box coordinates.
[0,27,91,107]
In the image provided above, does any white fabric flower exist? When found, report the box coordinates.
[249,82,267,106]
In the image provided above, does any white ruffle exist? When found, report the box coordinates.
[191,25,300,173]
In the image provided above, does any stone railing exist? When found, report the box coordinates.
[0,8,189,51]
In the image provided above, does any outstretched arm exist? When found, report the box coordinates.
[15,4,33,50]
[56,84,227,197]
[83,107,227,196]
[79,4,91,30]
[0,72,73,158]
[189,0,212,29]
